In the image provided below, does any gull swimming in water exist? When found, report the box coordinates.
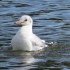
[11,15,48,51]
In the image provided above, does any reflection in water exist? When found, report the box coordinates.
[7,51,45,70]
[9,52,37,64]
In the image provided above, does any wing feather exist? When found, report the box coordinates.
[31,34,45,46]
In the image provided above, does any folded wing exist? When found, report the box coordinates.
[31,34,45,47]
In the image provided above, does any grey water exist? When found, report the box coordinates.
[0,0,70,70]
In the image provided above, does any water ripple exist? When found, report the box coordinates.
[0,0,70,70]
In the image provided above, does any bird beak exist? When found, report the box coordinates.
[16,21,22,24]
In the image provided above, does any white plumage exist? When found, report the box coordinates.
[11,15,47,51]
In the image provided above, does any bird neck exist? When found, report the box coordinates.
[23,24,32,31]
[18,24,32,36]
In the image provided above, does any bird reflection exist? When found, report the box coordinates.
[19,53,35,64]
[8,51,41,70]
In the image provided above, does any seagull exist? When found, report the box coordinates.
[11,15,48,51]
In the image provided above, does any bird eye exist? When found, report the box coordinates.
[24,19,27,21]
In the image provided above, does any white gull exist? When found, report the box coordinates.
[11,15,48,51]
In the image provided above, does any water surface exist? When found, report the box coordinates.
[0,0,70,70]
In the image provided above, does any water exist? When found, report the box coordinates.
[0,0,70,70]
